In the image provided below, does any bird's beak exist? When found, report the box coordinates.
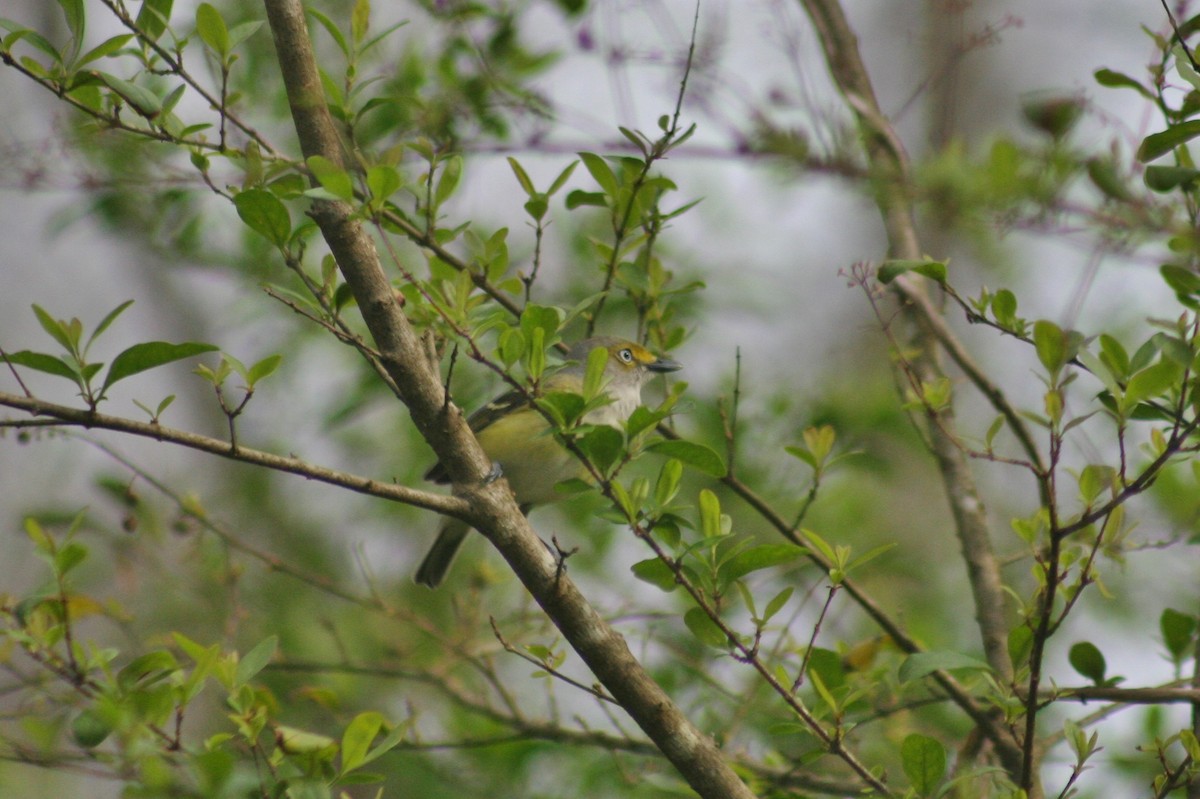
[647,355,682,374]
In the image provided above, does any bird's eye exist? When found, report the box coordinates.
[617,348,634,363]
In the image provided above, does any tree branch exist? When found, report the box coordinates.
[259,2,758,796]
[795,0,1027,786]
[0,391,462,516]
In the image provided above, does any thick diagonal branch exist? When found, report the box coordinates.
[259,2,758,797]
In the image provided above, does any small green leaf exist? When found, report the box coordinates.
[366,165,401,206]
[631,557,676,592]
[877,259,947,285]
[1033,319,1079,377]
[519,304,562,347]
[340,711,384,775]
[233,188,291,246]
[350,0,370,43]
[434,155,463,207]
[54,541,88,576]
[578,425,624,474]
[3,350,80,382]
[275,725,337,756]
[646,440,727,477]
[135,0,174,41]
[1068,641,1107,686]
[718,544,804,584]
[684,607,727,648]
[902,733,946,795]
[1144,165,1200,192]
[76,33,134,67]
[72,708,113,748]
[654,458,683,506]
[507,157,535,194]
[762,587,793,624]
[898,651,992,682]
[236,635,278,687]
[101,341,218,395]
[245,354,283,386]
[1008,625,1033,667]
[565,190,606,209]
[1137,121,1200,163]
[1160,608,1196,663]
[578,152,617,196]
[1123,360,1181,410]
[32,304,75,353]
[118,650,180,691]
[196,2,231,57]
[1093,68,1154,99]
[582,345,609,401]
[306,154,354,200]
[698,489,722,539]
[96,72,162,117]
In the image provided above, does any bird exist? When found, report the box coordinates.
[414,336,681,588]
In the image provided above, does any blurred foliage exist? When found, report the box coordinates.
[3,1,1200,799]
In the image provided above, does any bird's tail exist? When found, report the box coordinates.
[414,518,470,588]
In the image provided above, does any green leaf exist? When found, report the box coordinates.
[350,0,370,43]
[1137,121,1200,163]
[898,651,992,682]
[306,8,349,56]
[245,354,283,386]
[366,165,401,206]
[565,190,606,209]
[1068,641,1106,686]
[306,155,354,200]
[519,304,562,347]
[1033,319,1080,377]
[235,635,278,687]
[654,458,683,506]
[1008,625,1033,667]
[762,587,793,625]
[578,425,624,474]
[645,439,726,477]
[507,157,535,195]
[76,34,134,67]
[32,304,76,353]
[684,607,727,648]
[195,2,230,57]
[434,155,463,207]
[630,557,677,591]
[698,489,722,539]
[3,350,80,382]
[275,725,337,756]
[101,341,218,395]
[340,711,383,775]
[234,188,291,246]
[55,0,85,61]
[89,300,135,348]
[1123,360,1181,410]
[901,733,946,795]
[718,544,804,584]
[72,708,113,748]
[582,344,609,400]
[877,259,946,284]
[135,0,174,42]
[118,650,180,691]
[1160,608,1196,663]
[1093,68,1154,99]
[1144,165,1200,192]
[806,647,846,690]
[578,152,617,196]
[96,71,162,117]
[54,541,88,576]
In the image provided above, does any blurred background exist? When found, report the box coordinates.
[1,0,1195,796]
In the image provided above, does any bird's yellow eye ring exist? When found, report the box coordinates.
[617,348,634,363]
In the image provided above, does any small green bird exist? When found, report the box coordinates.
[415,336,681,588]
